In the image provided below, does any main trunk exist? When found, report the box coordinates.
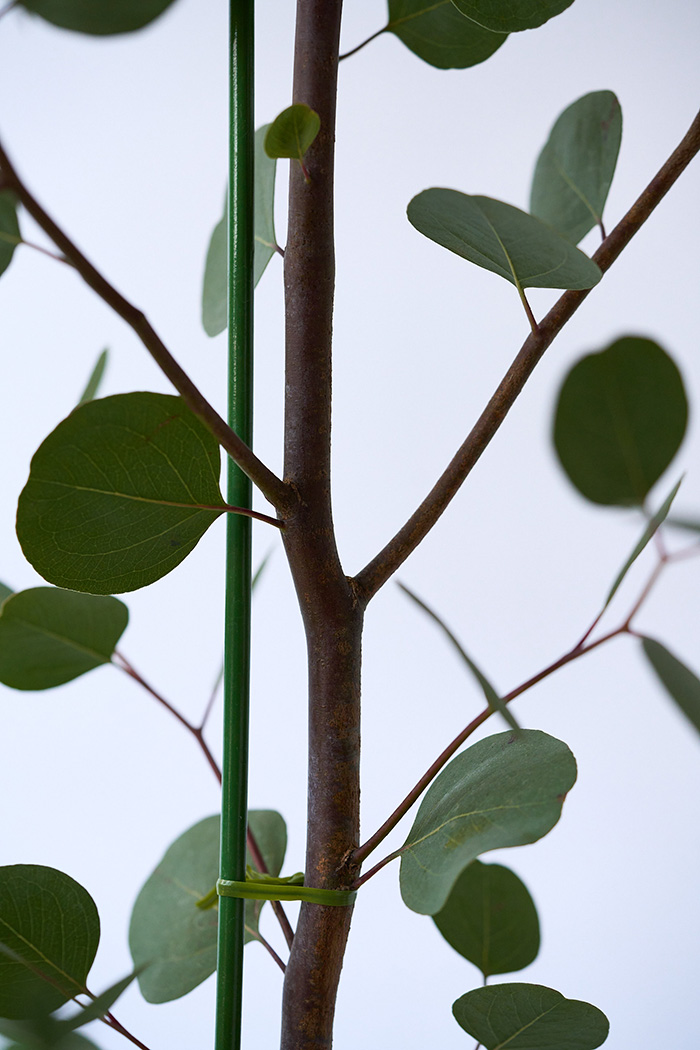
[279,2,359,1047]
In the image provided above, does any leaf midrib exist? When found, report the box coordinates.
[34,478,225,514]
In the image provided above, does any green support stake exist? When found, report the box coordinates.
[215,1,254,1048]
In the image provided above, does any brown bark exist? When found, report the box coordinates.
[280,2,364,1048]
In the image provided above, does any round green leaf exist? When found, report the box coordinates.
[264,105,320,162]
[0,587,127,690]
[386,0,507,69]
[530,92,622,245]
[0,190,21,279]
[407,190,601,292]
[17,392,226,594]
[642,637,700,738]
[450,0,574,33]
[18,0,179,35]
[453,983,609,1049]
[399,730,576,915]
[0,865,99,1019]
[433,860,540,975]
[553,337,687,506]
[129,811,286,1003]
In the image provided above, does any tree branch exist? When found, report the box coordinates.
[279,2,364,1047]
[0,135,293,515]
[354,107,700,602]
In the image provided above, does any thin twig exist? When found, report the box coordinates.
[200,662,224,731]
[355,528,700,869]
[353,108,700,602]
[353,626,619,871]
[113,651,223,782]
[0,229,72,265]
[338,25,386,60]
[112,651,295,951]
[102,1012,153,1050]
[246,927,287,972]
[0,135,294,515]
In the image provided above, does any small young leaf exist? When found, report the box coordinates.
[0,587,128,690]
[451,0,575,33]
[0,865,100,1019]
[602,478,682,609]
[76,350,108,406]
[264,104,320,162]
[18,0,179,35]
[202,126,279,337]
[0,190,21,279]
[386,0,507,70]
[530,91,622,244]
[453,983,609,1048]
[642,638,700,737]
[433,860,540,976]
[0,581,13,605]
[399,730,576,914]
[553,337,687,506]
[129,810,286,1003]
[17,393,226,594]
[398,582,520,732]
[407,190,601,295]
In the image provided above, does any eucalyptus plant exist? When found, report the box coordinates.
[0,2,699,1050]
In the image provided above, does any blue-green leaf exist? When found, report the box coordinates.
[76,350,108,406]
[0,866,99,1019]
[408,190,601,296]
[202,127,278,337]
[129,811,286,1003]
[553,337,687,506]
[642,638,700,737]
[399,582,519,732]
[530,91,622,244]
[0,587,128,690]
[434,860,539,975]
[399,730,576,914]
[17,393,226,594]
[450,0,574,33]
[602,478,682,609]
[386,0,507,69]
[0,191,20,279]
[453,983,609,1048]
[18,0,179,35]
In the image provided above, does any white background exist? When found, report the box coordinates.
[1,1,699,1047]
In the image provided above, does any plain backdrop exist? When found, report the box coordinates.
[1,1,699,1047]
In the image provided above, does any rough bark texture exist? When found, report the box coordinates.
[280,3,363,1048]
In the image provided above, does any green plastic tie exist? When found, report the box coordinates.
[199,870,356,907]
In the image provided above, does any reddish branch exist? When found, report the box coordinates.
[0,137,293,515]
[354,108,700,601]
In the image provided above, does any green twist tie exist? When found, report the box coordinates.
[196,869,356,909]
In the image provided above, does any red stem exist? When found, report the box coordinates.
[112,653,295,950]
